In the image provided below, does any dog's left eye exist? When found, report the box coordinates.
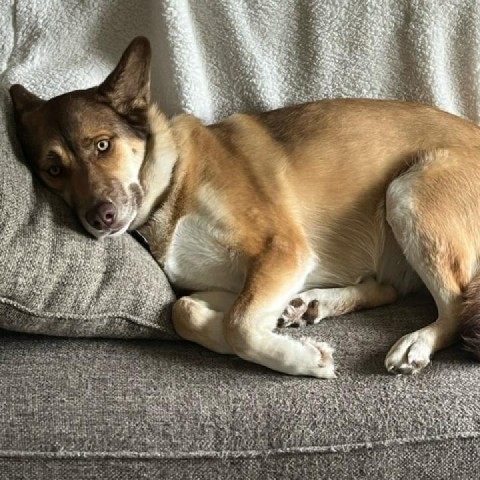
[96,139,110,152]
[47,165,62,177]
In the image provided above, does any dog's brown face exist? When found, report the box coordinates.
[10,37,152,239]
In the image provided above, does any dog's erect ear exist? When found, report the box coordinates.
[9,84,45,117]
[98,36,151,115]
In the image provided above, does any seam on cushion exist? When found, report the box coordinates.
[0,432,478,460]
[0,295,171,332]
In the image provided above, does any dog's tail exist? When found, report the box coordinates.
[460,278,480,360]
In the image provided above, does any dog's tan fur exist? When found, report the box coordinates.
[10,37,480,377]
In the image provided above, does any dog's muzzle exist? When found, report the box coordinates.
[81,182,143,238]
[85,202,119,233]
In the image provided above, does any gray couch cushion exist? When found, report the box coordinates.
[1,292,478,479]
[0,93,177,339]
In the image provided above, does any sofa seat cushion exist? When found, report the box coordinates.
[1,293,478,479]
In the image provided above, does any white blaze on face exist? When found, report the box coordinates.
[111,139,146,234]
[118,137,146,185]
[79,137,147,239]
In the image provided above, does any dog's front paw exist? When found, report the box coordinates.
[301,338,336,378]
[385,332,432,375]
[278,298,320,328]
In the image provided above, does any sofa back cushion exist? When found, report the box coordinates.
[0,94,177,339]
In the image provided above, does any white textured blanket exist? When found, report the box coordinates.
[2,0,480,124]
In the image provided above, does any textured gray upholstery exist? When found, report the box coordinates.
[0,94,177,340]
[1,293,479,479]
[2,2,480,477]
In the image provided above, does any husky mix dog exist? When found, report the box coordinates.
[10,37,480,378]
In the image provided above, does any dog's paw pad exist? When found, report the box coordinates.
[278,298,308,328]
[303,300,320,324]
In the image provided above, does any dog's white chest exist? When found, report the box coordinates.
[163,214,246,292]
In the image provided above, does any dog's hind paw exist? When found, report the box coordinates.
[278,298,320,328]
[385,331,432,375]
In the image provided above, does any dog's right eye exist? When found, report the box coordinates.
[96,139,110,152]
[47,165,62,177]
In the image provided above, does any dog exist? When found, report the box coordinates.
[10,37,480,378]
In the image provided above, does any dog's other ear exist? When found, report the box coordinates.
[98,36,151,115]
[9,84,45,118]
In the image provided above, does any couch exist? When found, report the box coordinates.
[1,1,479,478]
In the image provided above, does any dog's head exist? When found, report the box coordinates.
[10,37,152,238]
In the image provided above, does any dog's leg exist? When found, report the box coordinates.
[384,151,477,374]
[172,291,237,354]
[279,278,397,327]
[223,242,335,378]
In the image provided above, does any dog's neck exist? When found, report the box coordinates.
[131,104,178,229]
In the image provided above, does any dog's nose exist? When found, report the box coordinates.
[85,202,117,231]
